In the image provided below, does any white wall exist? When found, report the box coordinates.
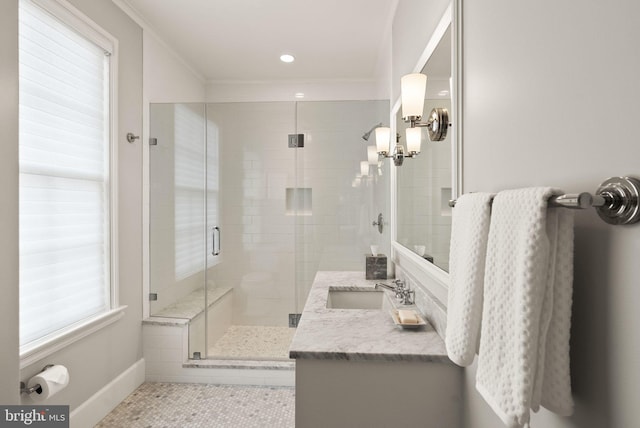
[0,0,20,406]
[461,1,640,427]
[5,0,145,412]
[206,79,386,103]
[143,33,206,104]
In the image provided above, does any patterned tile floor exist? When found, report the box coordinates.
[95,382,295,428]
[208,326,296,361]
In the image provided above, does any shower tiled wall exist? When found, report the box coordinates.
[294,101,390,309]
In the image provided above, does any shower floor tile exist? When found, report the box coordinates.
[96,382,295,428]
[208,325,296,361]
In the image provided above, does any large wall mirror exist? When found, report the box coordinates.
[392,4,461,284]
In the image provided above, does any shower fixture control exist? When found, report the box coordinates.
[372,213,384,234]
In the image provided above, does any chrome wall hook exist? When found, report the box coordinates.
[126,132,140,143]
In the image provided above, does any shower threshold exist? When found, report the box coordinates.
[187,325,296,369]
[183,358,294,371]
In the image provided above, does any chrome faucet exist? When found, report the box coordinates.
[374,282,398,292]
[375,280,414,305]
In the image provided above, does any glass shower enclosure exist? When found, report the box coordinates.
[148,100,389,361]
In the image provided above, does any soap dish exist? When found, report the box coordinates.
[390,309,427,329]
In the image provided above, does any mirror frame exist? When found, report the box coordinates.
[390,1,462,305]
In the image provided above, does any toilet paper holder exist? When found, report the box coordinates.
[20,364,54,395]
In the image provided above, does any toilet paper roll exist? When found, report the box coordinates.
[27,365,69,402]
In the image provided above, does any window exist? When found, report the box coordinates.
[18,0,118,353]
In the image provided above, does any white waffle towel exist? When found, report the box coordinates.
[446,192,493,366]
[476,188,575,427]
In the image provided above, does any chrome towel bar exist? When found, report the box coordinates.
[448,176,640,225]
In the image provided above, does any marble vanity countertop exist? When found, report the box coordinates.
[289,271,450,363]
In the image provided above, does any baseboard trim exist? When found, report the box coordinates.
[70,358,145,428]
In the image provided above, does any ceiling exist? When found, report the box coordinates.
[123,0,397,82]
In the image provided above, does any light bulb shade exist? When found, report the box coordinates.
[401,73,427,119]
[406,127,422,154]
[367,146,378,165]
[375,127,391,154]
[360,161,370,176]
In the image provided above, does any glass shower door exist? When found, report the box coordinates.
[204,102,298,360]
[149,103,209,359]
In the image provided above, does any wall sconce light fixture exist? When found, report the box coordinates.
[375,126,421,167]
[401,73,450,142]
[367,146,379,165]
[360,161,370,177]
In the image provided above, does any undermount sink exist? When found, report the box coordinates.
[326,288,385,310]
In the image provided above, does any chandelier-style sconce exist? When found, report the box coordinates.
[375,73,450,167]
[375,126,421,167]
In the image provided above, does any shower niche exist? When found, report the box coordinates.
[147,101,389,362]
[286,188,312,216]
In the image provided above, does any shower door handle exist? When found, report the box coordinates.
[212,226,221,256]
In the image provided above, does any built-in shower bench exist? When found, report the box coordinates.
[148,285,233,321]
[143,285,233,360]
[141,286,294,386]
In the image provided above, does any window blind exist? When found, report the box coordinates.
[19,0,112,346]
[174,104,206,280]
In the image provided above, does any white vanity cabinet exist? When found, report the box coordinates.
[289,271,461,427]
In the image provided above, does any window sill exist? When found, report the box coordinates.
[19,306,127,369]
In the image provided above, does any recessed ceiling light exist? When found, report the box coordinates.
[280,54,295,63]
[295,92,305,98]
